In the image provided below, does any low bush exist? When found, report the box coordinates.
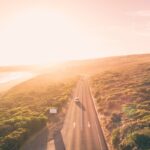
[0,74,78,150]
[91,62,150,150]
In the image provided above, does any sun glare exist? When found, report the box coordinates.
[0,9,89,65]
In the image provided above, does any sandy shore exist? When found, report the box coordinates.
[0,72,36,93]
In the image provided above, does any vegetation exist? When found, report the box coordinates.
[91,62,150,150]
[0,74,78,150]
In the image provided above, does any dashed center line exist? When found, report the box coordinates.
[73,122,76,128]
[95,120,102,149]
[88,121,91,128]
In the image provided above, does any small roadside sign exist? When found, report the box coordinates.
[49,107,57,114]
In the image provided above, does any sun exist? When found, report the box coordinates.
[0,9,84,65]
[0,8,104,66]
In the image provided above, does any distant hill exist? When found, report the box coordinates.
[63,54,150,75]
[1,54,150,75]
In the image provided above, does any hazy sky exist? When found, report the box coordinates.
[0,0,150,65]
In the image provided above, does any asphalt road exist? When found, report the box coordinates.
[59,79,108,150]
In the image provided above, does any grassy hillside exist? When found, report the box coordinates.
[0,54,150,150]
[0,73,78,150]
[64,54,150,75]
[91,60,150,150]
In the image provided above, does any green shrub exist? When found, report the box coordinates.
[120,131,150,150]
[0,75,78,150]
[0,128,27,150]
[111,113,121,124]
[112,128,120,148]
[123,104,137,118]
[91,62,150,150]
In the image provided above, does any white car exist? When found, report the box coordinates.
[74,97,79,102]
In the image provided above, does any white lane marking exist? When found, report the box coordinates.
[88,121,91,128]
[95,120,102,149]
[81,98,83,130]
[81,106,83,130]
[81,90,83,130]
[73,122,76,128]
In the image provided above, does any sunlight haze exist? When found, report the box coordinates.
[0,0,150,65]
[0,1,150,150]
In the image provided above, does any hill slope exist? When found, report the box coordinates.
[0,73,78,150]
[64,54,150,75]
[90,57,150,150]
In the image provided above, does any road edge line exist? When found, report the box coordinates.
[87,81,109,150]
